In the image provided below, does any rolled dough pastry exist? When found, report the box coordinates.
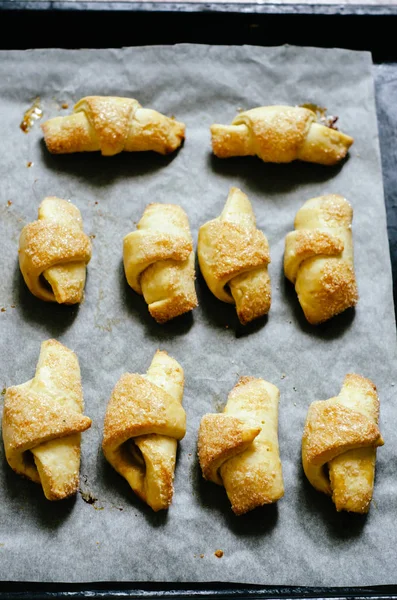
[102,350,186,511]
[19,196,92,304]
[198,376,284,515]
[198,187,271,324]
[302,374,384,513]
[211,105,353,165]
[123,203,198,323]
[2,339,92,500]
[42,96,185,156]
[284,194,358,324]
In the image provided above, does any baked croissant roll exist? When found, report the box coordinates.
[302,374,384,513]
[19,196,92,304]
[102,350,186,511]
[123,203,198,323]
[198,187,271,324]
[2,339,92,501]
[211,105,353,166]
[42,96,185,156]
[284,194,358,324]
[198,376,284,515]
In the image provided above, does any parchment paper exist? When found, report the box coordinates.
[0,44,396,587]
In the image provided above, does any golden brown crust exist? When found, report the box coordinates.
[198,376,284,515]
[284,194,358,324]
[302,374,383,513]
[19,196,92,304]
[198,414,260,485]
[42,96,185,156]
[198,187,271,324]
[2,339,92,501]
[102,350,186,511]
[211,105,353,165]
[123,203,198,323]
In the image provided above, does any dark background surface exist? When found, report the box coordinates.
[1,4,397,598]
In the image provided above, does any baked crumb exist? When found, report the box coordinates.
[214,549,224,558]
[62,103,69,109]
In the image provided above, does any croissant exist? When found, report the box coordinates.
[302,374,384,513]
[41,96,185,156]
[198,187,271,324]
[198,376,284,515]
[211,105,353,166]
[102,350,186,511]
[19,196,92,304]
[284,194,358,324]
[123,203,198,323]
[2,339,92,500]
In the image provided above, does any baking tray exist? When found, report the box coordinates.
[1,4,397,599]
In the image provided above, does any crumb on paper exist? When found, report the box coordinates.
[90,234,96,239]
[94,201,99,205]
[62,103,69,109]
[293,386,297,392]
[214,549,224,558]
[27,162,33,168]
[200,554,204,559]
[1,308,6,313]
[281,373,286,380]
[6,200,12,207]
[1,389,6,396]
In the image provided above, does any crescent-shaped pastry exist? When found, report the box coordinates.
[2,339,92,501]
[102,350,186,511]
[198,376,284,515]
[42,96,185,156]
[19,196,92,304]
[284,194,358,324]
[211,105,353,166]
[123,203,198,323]
[198,187,271,324]
[302,374,384,513]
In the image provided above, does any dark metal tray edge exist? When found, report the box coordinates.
[1,1,397,14]
[2,583,397,600]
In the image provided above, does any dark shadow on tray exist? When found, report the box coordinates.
[297,459,367,539]
[13,260,79,336]
[192,458,278,536]
[2,454,76,528]
[40,139,182,185]
[96,448,168,526]
[119,260,194,340]
[195,261,268,337]
[282,270,356,340]
[208,154,348,195]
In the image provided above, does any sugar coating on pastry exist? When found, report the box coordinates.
[211,105,353,165]
[2,339,92,500]
[284,194,358,324]
[41,96,185,156]
[123,203,198,323]
[198,187,271,325]
[18,196,92,304]
[198,376,284,515]
[302,373,384,513]
[102,350,186,511]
